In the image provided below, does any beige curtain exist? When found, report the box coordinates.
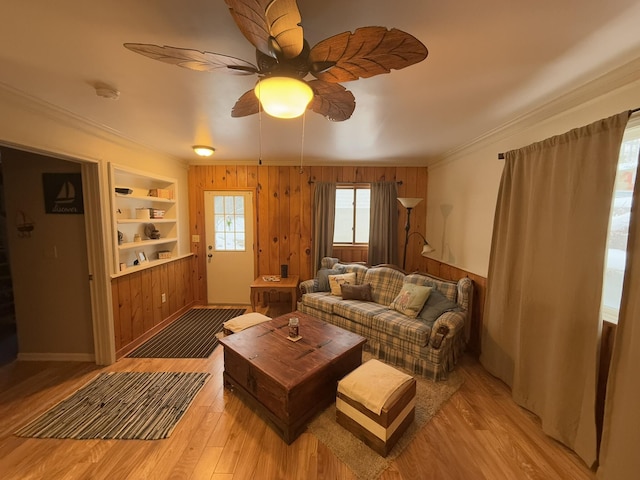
[312,182,336,275]
[368,181,399,266]
[597,143,640,479]
[481,112,630,466]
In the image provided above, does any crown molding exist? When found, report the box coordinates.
[0,82,188,166]
[434,57,640,168]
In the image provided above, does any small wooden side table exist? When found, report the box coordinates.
[250,275,300,313]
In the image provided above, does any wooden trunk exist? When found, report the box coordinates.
[219,312,366,444]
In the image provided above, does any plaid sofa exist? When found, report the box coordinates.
[298,257,473,380]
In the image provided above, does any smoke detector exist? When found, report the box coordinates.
[95,84,120,100]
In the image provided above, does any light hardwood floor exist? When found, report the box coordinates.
[0,307,595,480]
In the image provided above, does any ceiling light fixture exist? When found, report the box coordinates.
[254,77,314,119]
[192,145,215,157]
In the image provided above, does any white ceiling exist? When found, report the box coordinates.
[2,0,640,166]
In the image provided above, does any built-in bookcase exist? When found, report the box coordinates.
[109,164,178,275]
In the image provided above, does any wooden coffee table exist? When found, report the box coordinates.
[250,275,300,313]
[218,312,366,444]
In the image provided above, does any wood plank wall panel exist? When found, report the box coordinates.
[186,165,489,357]
[111,255,196,356]
[188,165,428,303]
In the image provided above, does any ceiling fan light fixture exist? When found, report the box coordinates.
[254,77,313,119]
[192,145,215,157]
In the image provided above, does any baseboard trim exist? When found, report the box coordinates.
[17,352,95,362]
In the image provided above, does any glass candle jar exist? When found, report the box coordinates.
[288,317,299,338]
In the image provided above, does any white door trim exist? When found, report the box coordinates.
[81,162,115,365]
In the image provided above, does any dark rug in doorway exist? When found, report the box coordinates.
[16,371,210,440]
[127,308,245,358]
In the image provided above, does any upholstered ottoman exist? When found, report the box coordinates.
[336,359,416,457]
[222,312,271,336]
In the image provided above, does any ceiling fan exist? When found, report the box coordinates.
[124,0,428,121]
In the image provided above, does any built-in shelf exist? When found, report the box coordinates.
[118,238,178,251]
[117,218,175,225]
[109,253,193,279]
[109,164,179,274]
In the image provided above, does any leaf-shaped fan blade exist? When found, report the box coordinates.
[307,80,356,122]
[224,0,303,59]
[308,27,428,83]
[231,89,260,118]
[124,43,258,75]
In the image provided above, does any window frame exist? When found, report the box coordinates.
[333,183,371,247]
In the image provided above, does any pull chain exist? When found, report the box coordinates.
[300,110,306,174]
[257,82,263,166]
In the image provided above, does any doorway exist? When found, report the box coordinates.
[0,146,110,364]
[204,190,255,305]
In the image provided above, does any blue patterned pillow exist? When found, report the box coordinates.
[418,289,460,326]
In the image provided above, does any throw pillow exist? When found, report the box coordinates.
[389,283,433,318]
[341,283,373,301]
[317,266,346,292]
[418,289,460,326]
[328,272,357,296]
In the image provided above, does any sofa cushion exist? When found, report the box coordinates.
[320,257,340,269]
[300,292,344,314]
[333,300,388,328]
[328,272,357,295]
[372,309,433,347]
[418,289,460,326]
[363,266,406,305]
[389,284,432,318]
[341,263,370,285]
[341,283,373,301]
[404,273,458,303]
[317,266,346,292]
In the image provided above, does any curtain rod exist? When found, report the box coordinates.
[307,179,403,185]
[497,107,640,160]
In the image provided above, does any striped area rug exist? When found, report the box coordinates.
[16,371,210,440]
[127,308,245,358]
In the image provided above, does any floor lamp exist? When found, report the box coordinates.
[398,197,434,269]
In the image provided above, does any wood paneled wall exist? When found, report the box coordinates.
[188,165,428,303]
[111,255,196,357]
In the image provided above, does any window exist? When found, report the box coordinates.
[213,194,246,251]
[602,119,640,323]
[333,186,370,245]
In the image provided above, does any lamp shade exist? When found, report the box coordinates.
[397,197,422,209]
[254,77,314,119]
[421,243,435,256]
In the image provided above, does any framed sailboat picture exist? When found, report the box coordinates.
[42,173,84,214]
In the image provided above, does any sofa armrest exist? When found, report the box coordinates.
[300,278,317,294]
[431,310,466,345]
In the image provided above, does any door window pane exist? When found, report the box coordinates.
[213,195,246,251]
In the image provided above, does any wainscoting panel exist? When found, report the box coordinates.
[111,255,196,357]
[422,258,487,356]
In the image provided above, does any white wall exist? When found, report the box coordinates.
[2,150,94,356]
[0,84,190,359]
[427,66,640,277]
